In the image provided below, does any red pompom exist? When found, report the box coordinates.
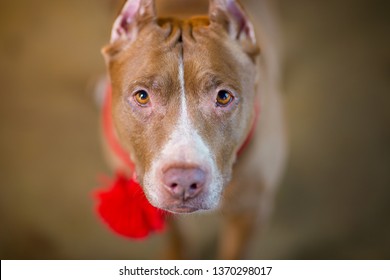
[95,173,166,239]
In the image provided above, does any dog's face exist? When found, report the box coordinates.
[103,0,259,213]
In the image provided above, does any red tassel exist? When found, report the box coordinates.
[95,173,166,239]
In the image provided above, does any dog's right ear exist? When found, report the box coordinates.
[102,0,156,59]
[208,0,259,59]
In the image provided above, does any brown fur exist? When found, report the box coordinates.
[102,0,286,259]
[104,15,258,183]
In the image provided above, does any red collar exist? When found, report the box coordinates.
[95,84,259,239]
[102,85,134,172]
[237,100,260,157]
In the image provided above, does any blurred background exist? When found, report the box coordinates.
[0,0,389,259]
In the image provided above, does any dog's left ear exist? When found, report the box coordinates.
[209,0,259,58]
[103,0,156,58]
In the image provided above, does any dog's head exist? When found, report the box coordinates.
[102,0,260,213]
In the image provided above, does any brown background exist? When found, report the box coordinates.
[0,0,389,259]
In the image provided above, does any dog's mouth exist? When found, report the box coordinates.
[167,206,197,214]
[161,203,212,214]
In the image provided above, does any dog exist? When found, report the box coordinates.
[100,0,286,259]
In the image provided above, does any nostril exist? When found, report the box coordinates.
[162,166,207,199]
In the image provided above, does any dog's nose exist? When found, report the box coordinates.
[162,167,206,200]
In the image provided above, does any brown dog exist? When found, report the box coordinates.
[101,0,286,259]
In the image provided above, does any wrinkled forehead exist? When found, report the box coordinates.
[110,17,245,86]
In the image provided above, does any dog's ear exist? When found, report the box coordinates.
[110,0,156,43]
[102,0,156,58]
[209,0,259,58]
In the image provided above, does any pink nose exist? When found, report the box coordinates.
[162,167,206,200]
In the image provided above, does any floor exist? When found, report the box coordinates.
[0,0,389,259]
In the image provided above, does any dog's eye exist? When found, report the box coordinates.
[134,90,150,106]
[216,90,234,106]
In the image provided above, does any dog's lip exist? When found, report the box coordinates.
[163,204,208,214]
[169,207,197,214]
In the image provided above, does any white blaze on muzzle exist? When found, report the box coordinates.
[143,53,223,210]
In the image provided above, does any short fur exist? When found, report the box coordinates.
[102,0,286,259]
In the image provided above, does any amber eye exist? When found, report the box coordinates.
[134,90,150,106]
[216,90,234,106]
